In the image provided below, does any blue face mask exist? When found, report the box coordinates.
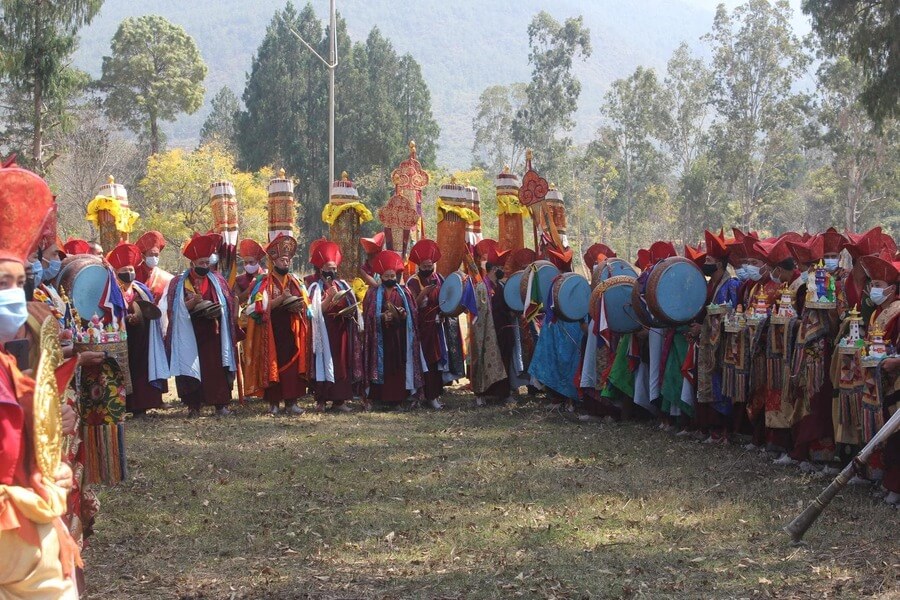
[0,287,28,343]
[735,266,749,282]
[824,258,839,272]
[43,258,61,282]
[744,264,763,281]
[770,272,781,284]
[30,261,43,286]
[800,270,809,284]
[869,287,887,306]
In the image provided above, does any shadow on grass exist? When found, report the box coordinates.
[87,394,899,599]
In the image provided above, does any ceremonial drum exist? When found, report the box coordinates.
[504,271,526,312]
[56,256,109,322]
[589,275,641,334]
[551,273,591,321]
[438,271,466,316]
[518,260,560,305]
[591,258,637,289]
[640,257,707,326]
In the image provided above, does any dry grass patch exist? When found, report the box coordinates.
[84,388,899,599]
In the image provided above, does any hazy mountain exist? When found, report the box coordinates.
[71,0,797,169]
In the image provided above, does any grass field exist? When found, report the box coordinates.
[85,388,899,599]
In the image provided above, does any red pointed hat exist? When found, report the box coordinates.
[360,232,385,255]
[487,245,511,266]
[136,230,166,254]
[0,158,55,264]
[474,239,499,261]
[649,241,676,263]
[546,246,573,271]
[63,238,92,256]
[755,236,793,266]
[183,232,222,261]
[726,237,747,267]
[408,239,441,265]
[267,234,299,260]
[635,249,651,270]
[309,239,341,268]
[238,238,266,261]
[371,250,404,275]
[820,227,847,255]
[684,244,706,267]
[787,235,824,265]
[704,230,729,260]
[509,248,537,272]
[843,227,886,259]
[859,255,900,284]
[106,243,143,270]
[583,243,616,270]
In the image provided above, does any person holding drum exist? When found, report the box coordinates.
[160,232,238,418]
[407,239,449,410]
[470,241,517,407]
[107,243,169,418]
[243,234,310,416]
[362,250,425,410]
[307,240,362,413]
[135,230,174,302]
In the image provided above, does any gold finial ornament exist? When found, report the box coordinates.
[279,168,286,178]
[107,174,115,184]
[526,148,533,161]
[341,171,349,181]
[33,316,64,478]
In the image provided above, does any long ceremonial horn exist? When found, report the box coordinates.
[784,407,900,544]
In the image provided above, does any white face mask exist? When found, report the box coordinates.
[209,253,219,266]
[0,287,28,343]
[869,287,888,305]
[744,264,763,281]
[144,256,160,268]
[824,258,839,272]
[770,272,781,284]
[243,263,259,274]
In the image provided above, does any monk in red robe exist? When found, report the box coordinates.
[134,231,173,302]
[244,235,310,415]
[160,233,238,417]
[363,251,425,409]
[107,243,168,417]
[232,238,266,304]
[308,240,362,412]
[406,239,446,409]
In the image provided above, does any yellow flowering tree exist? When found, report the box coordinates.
[136,143,271,270]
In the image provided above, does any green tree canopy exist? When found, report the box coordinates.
[471,83,527,173]
[100,14,208,155]
[200,86,240,154]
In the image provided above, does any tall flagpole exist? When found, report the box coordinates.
[279,0,338,201]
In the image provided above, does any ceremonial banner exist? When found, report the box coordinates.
[324,172,372,281]
[268,169,296,242]
[390,140,430,242]
[86,175,139,252]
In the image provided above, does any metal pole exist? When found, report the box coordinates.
[328,0,336,195]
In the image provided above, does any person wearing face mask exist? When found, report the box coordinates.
[363,250,425,409]
[841,227,892,311]
[858,253,900,505]
[693,231,742,444]
[359,233,385,289]
[159,233,237,418]
[406,239,452,410]
[107,244,169,418]
[0,158,81,599]
[135,231,173,302]
[471,241,518,408]
[306,240,362,413]
[243,235,310,416]
[233,239,267,304]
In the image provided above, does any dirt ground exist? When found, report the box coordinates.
[83,388,899,599]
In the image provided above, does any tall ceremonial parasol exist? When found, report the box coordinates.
[86,175,139,252]
[209,180,239,283]
[464,182,482,250]
[324,171,372,281]
[267,169,297,242]
[435,177,479,276]
[517,149,553,253]
[495,165,527,255]
[390,140,430,242]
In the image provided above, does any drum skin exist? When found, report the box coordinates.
[591,257,638,289]
[645,257,706,325]
[589,275,640,334]
[438,271,466,316]
[518,260,560,304]
[552,272,590,322]
[504,271,525,312]
[56,255,109,321]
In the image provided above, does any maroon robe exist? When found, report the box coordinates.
[407,273,444,401]
[124,284,165,412]
[174,274,234,409]
[311,278,360,406]
[263,273,307,404]
[364,284,424,405]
